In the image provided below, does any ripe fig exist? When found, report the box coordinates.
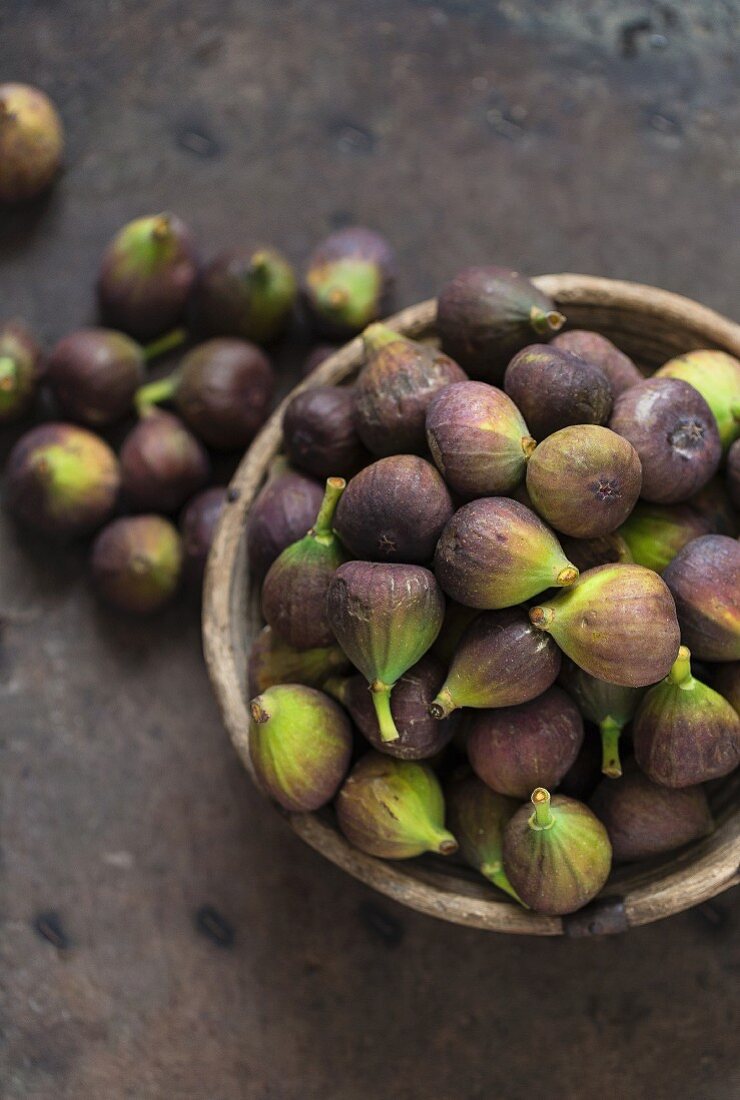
[504,345,613,439]
[302,344,338,377]
[633,647,740,787]
[282,385,369,479]
[467,686,584,798]
[656,350,740,451]
[335,753,457,859]
[662,535,740,661]
[502,788,612,915]
[0,83,64,202]
[445,772,522,900]
[551,330,643,397]
[434,498,578,610]
[5,423,120,538]
[431,601,480,666]
[609,378,721,503]
[120,410,209,513]
[46,328,145,426]
[618,501,714,573]
[326,561,445,743]
[529,564,680,688]
[303,227,396,337]
[728,440,740,510]
[335,455,453,564]
[436,266,565,382]
[559,533,633,573]
[526,425,642,539]
[355,325,467,455]
[248,625,350,697]
[558,660,645,778]
[0,320,43,423]
[91,515,182,613]
[249,684,352,812]
[713,663,739,714]
[425,380,535,497]
[247,462,324,581]
[193,247,297,344]
[179,486,227,583]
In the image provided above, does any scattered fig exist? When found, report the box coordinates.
[0,320,43,423]
[247,462,324,581]
[0,83,64,202]
[551,329,643,396]
[618,501,714,573]
[445,772,522,900]
[662,535,740,661]
[91,515,182,613]
[656,350,740,451]
[282,385,368,479]
[120,410,209,513]
[303,227,395,337]
[559,532,633,573]
[504,345,613,439]
[248,625,350,697]
[193,246,297,343]
[179,486,227,583]
[46,328,146,426]
[558,660,645,778]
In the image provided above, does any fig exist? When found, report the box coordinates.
[609,378,721,503]
[119,410,209,513]
[335,455,454,564]
[247,462,324,581]
[445,773,522,900]
[633,647,740,787]
[504,345,613,439]
[502,788,612,915]
[5,423,120,538]
[302,344,338,377]
[529,564,680,688]
[431,601,480,666]
[662,535,740,661]
[467,686,584,798]
[303,227,396,337]
[0,83,64,202]
[526,425,642,539]
[656,350,740,451]
[559,533,633,573]
[558,660,645,778]
[97,213,199,341]
[193,247,297,343]
[425,380,535,497]
[0,320,43,423]
[248,625,350,697]
[551,330,643,397]
[557,735,603,801]
[179,486,227,583]
[91,515,182,614]
[262,477,348,649]
[590,764,713,862]
[46,328,145,426]
[434,498,578,610]
[727,440,740,510]
[436,266,565,382]
[713,663,740,714]
[249,684,352,812]
[326,561,445,743]
[282,385,368,479]
[335,753,457,859]
[355,325,467,456]
[687,477,738,537]
[430,608,561,719]
[618,501,714,573]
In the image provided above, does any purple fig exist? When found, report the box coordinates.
[618,500,715,573]
[557,735,603,801]
[193,246,297,344]
[302,344,338,377]
[282,385,369,479]
[656,349,740,451]
[303,227,396,337]
[558,660,645,778]
[119,410,210,513]
[504,345,613,439]
[727,439,740,510]
[662,535,740,661]
[247,625,351,698]
[445,772,522,900]
[247,462,324,581]
[179,486,227,584]
[559,533,633,573]
[0,320,43,423]
[46,328,145,426]
[687,477,738,537]
[713,663,739,714]
[0,83,64,202]
[551,330,643,397]
[431,601,480,666]
[91,515,182,614]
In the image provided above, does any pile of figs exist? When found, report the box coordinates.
[246,267,740,917]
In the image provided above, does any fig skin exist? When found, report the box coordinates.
[467,686,584,799]
[0,320,43,423]
[662,535,740,661]
[436,266,565,382]
[335,455,454,564]
[557,735,603,801]
[303,227,396,337]
[46,328,145,426]
[590,764,713,862]
[282,385,369,479]
[609,377,721,504]
[5,423,120,539]
[0,83,64,203]
[504,345,613,439]
[431,601,480,666]
[249,684,352,812]
[430,608,562,719]
[551,330,643,397]
[426,380,535,497]
[618,500,715,573]
[713,663,740,714]
[247,625,350,698]
[560,533,633,573]
[633,647,740,787]
[434,498,578,610]
[335,753,458,859]
[179,486,227,584]
[120,410,210,513]
[687,477,738,537]
[526,425,642,539]
[727,440,740,510]
[529,563,681,688]
[193,247,297,344]
[656,349,740,451]
[502,788,612,915]
[355,325,467,456]
[558,659,645,778]
[247,465,324,581]
[91,515,183,614]
[445,772,522,900]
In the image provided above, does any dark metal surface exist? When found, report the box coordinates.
[2,2,739,1097]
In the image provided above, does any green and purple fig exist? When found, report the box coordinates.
[248,625,351,698]
[120,409,210,513]
[431,601,480,666]
[713,663,739,714]
[559,532,633,573]
[558,660,645,778]
[262,478,348,649]
[0,320,43,423]
[662,535,740,661]
[504,345,613,439]
[335,753,457,859]
[0,83,64,203]
[247,462,324,581]
[334,455,453,564]
[91,514,182,614]
[656,350,740,451]
[97,213,199,341]
[249,684,352,812]
[633,647,740,787]
[302,344,338,377]
[609,378,721,503]
[618,500,714,573]
[502,788,612,915]
[526,425,642,539]
[425,380,535,497]
[445,772,522,900]
[179,486,227,584]
[354,325,467,455]
[193,246,297,344]
[728,440,740,510]
[430,608,561,719]
[46,328,145,426]
[303,227,396,337]
[436,266,565,382]
[5,423,120,538]
[467,686,584,799]
[558,735,603,801]
[434,498,578,609]
[282,385,369,479]
[326,561,445,743]
[529,564,680,688]
[551,330,643,397]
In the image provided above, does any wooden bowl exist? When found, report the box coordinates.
[204,274,740,936]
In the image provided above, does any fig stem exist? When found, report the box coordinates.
[250,250,271,278]
[521,436,537,459]
[151,213,172,242]
[135,372,180,415]
[310,478,346,541]
[327,286,349,310]
[530,787,555,831]
[433,830,459,856]
[556,565,579,587]
[600,718,623,778]
[429,688,455,720]
[0,355,17,391]
[362,323,397,354]
[529,606,554,630]
[530,306,566,335]
[667,645,693,687]
[370,682,400,742]
[142,327,187,362]
[249,697,270,724]
[482,862,528,906]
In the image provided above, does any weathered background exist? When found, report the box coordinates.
[1,2,739,1097]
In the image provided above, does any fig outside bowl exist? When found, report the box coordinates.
[204,274,740,935]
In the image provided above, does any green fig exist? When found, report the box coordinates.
[335,753,457,859]
[303,228,396,337]
[193,246,297,344]
[445,772,522,901]
[247,462,324,581]
[551,330,643,397]
[247,625,351,697]
[662,535,740,661]
[249,684,352,811]
[91,515,183,614]
[618,501,714,573]
[504,345,613,439]
[656,350,740,451]
[502,788,612,915]
[558,659,646,778]
[0,83,64,203]
[559,532,633,573]
[0,320,43,423]
[713,663,739,714]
